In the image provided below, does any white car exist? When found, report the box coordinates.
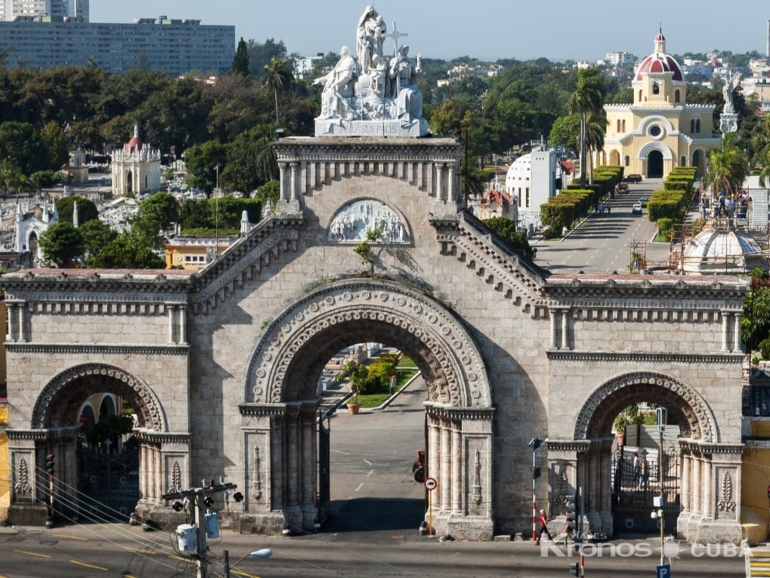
[632,202,642,214]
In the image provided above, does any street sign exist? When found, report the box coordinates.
[424,477,437,491]
[656,564,671,578]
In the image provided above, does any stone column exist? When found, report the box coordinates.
[16,302,25,342]
[691,452,702,519]
[451,422,462,514]
[270,414,285,511]
[733,313,743,353]
[154,446,163,503]
[549,309,558,349]
[440,420,451,512]
[178,306,187,345]
[561,309,569,350]
[447,164,455,203]
[287,414,299,508]
[702,454,713,520]
[139,444,147,500]
[437,164,445,202]
[290,163,299,201]
[721,311,729,352]
[167,305,176,344]
[6,303,15,341]
[428,415,440,482]
[300,408,316,531]
[278,163,288,201]
[680,450,690,513]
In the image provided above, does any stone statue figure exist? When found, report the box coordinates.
[356,6,386,74]
[722,72,741,113]
[314,46,356,120]
[388,45,422,125]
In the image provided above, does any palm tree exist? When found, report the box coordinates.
[584,111,608,186]
[568,68,606,188]
[704,133,749,196]
[262,57,294,127]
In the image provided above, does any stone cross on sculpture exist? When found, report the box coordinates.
[387,22,409,57]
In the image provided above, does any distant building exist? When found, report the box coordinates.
[61,150,88,185]
[111,126,161,196]
[742,78,770,115]
[604,51,635,67]
[0,15,234,75]
[12,198,58,264]
[164,236,238,270]
[473,189,515,221]
[0,0,88,22]
[504,148,558,232]
[293,53,324,79]
[599,30,721,179]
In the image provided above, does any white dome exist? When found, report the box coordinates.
[505,154,531,189]
[682,228,767,274]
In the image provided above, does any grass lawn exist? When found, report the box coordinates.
[354,368,420,408]
[397,357,417,368]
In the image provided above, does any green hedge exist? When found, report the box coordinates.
[541,198,577,234]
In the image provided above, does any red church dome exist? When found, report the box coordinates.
[126,125,143,153]
[635,30,683,81]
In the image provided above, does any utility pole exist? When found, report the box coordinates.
[162,482,243,578]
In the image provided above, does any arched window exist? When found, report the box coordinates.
[696,119,701,133]
[674,89,680,103]
[616,119,621,132]
[681,156,686,167]
[638,89,643,101]
[624,155,630,167]
[622,119,626,132]
[652,82,660,95]
[690,119,695,133]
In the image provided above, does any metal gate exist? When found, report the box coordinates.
[317,415,331,526]
[613,443,680,534]
[77,437,139,522]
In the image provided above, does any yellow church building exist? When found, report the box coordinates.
[597,31,721,179]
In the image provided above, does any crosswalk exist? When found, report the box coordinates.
[747,544,770,577]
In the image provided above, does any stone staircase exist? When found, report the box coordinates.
[746,544,770,577]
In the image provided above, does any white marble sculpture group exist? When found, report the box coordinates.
[314,5,428,137]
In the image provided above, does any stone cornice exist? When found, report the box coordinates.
[431,211,549,317]
[0,270,193,301]
[273,137,463,163]
[546,439,591,454]
[681,440,743,456]
[134,431,191,445]
[424,402,495,421]
[6,427,77,441]
[190,214,303,313]
[5,343,189,356]
[544,275,748,305]
[547,351,746,364]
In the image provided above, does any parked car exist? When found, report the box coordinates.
[624,174,643,183]
[616,182,629,194]
[639,197,648,208]
[632,202,643,214]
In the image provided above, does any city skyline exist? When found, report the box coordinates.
[92,0,770,62]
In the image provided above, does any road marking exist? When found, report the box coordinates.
[54,534,87,541]
[232,569,260,578]
[169,555,196,564]
[14,549,51,559]
[355,482,364,492]
[363,459,372,466]
[70,560,108,571]
[367,469,374,478]
[124,546,157,555]
[331,449,350,455]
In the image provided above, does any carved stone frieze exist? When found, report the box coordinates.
[6,343,189,356]
[573,372,717,443]
[546,351,745,364]
[32,364,167,431]
[245,279,492,408]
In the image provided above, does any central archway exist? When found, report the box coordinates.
[240,279,495,539]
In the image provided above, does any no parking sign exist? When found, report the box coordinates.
[424,477,437,491]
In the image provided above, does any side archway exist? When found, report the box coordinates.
[31,363,167,431]
[573,371,717,442]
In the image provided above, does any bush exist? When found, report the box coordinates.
[541,198,577,233]
[658,218,673,240]
[760,338,770,361]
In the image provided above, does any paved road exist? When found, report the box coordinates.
[534,180,672,274]
[325,375,427,535]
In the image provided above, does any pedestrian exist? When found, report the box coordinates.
[607,204,611,214]
[536,509,553,545]
[639,454,649,489]
[632,451,640,486]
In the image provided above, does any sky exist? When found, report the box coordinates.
[92,0,770,62]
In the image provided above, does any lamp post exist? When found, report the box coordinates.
[223,548,273,578]
[656,405,667,566]
[528,437,542,543]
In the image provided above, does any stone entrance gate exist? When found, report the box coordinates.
[0,136,749,542]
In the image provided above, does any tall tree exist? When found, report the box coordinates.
[703,133,748,196]
[40,121,69,170]
[568,68,606,188]
[262,57,294,126]
[232,38,250,77]
[38,222,84,267]
[184,140,228,194]
[246,38,287,78]
[56,196,98,225]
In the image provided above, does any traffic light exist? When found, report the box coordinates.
[45,454,55,477]
[568,562,580,576]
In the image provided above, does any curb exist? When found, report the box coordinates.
[360,371,422,412]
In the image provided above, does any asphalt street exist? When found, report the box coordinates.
[534,180,671,274]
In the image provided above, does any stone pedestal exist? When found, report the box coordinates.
[315,118,428,137]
